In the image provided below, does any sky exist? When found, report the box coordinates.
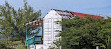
[0,0,111,18]
[0,0,111,35]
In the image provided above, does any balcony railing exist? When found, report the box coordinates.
[27,36,43,45]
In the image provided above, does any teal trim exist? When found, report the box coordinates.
[26,25,28,49]
[26,25,43,49]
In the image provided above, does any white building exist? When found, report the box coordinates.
[27,9,102,49]
[43,9,74,49]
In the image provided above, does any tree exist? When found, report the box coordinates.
[50,16,111,49]
[0,40,14,49]
[0,1,41,48]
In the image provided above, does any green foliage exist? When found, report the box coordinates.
[12,41,25,49]
[0,1,41,49]
[50,16,111,49]
[49,39,61,49]
[0,40,15,49]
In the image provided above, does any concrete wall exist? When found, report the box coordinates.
[43,10,62,49]
[30,44,43,49]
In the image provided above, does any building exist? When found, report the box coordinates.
[25,9,102,49]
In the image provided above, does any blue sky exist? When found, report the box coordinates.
[0,0,111,18]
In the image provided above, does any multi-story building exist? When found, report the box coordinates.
[25,9,102,49]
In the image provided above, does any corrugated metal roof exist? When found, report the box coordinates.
[25,18,43,26]
[53,9,103,19]
[25,9,104,26]
[71,12,102,18]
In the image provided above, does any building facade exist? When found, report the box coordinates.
[26,9,102,49]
